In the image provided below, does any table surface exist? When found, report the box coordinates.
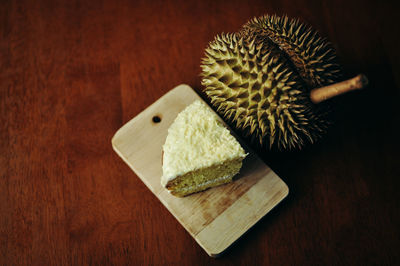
[1,0,399,265]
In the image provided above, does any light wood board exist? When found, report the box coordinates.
[111,84,289,257]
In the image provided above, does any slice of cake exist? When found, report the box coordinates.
[161,100,247,197]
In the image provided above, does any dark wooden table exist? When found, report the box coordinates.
[1,0,399,265]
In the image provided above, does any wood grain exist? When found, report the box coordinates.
[1,0,399,265]
[111,84,288,256]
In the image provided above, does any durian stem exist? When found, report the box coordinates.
[310,74,368,104]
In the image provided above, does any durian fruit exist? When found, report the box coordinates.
[239,15,342,88]
[201,33,326,150]
[201,15,366,150]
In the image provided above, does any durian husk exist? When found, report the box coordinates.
[201,33,330,150]
[239,15,343,88]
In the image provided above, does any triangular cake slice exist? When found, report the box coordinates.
[161,100,247,197]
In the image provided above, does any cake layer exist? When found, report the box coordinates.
[166,158,243,197]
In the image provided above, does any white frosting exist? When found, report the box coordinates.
[161,100,247,187]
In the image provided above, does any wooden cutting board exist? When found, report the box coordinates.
[112,84,289,257]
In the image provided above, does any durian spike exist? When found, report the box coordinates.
[310,74,368,104]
